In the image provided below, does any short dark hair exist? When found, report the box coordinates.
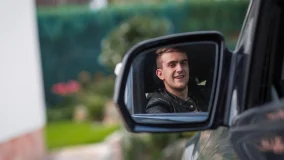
[155,47,186,68]
[155,47,185,56]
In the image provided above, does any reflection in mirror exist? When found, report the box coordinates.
[124,42,217,123]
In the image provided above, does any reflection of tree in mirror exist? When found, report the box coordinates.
[99,16,171,70]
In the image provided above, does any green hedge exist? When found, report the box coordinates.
[37,0,249,106]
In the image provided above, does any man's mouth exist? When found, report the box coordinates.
[174,75,185,79]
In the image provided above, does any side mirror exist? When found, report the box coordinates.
[114,31,231,132]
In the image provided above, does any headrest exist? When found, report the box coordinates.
[144,53,164,93]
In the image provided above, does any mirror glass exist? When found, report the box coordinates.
[124,42,217,123]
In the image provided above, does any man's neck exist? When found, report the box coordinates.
[165,87,188,100]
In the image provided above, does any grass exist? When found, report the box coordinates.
[45,121,120,150]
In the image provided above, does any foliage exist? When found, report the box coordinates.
[99,16,171,69]
[83,73,115,98]
[37,4,89,15]
[123,133,151,160]
[122,130,198,160]
[37,0,248,106]
[122,132,187,160]
[46,106,74,122]
[149,133,181,149]
[47,71,115,122]
[83,95,107,121]
[45,121,120,150]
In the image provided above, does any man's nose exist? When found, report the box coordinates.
[176,64,183,72]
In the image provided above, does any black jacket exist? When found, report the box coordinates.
[145,88,200,114]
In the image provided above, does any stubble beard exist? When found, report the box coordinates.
[165,81,188,93]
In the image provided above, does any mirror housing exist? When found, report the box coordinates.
[114,31,231,133]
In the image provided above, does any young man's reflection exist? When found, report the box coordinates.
[146,47,200,113]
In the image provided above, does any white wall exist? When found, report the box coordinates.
[0,0,46,142]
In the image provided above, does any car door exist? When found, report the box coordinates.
[182,0,283,159]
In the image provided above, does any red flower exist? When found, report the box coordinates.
[66,80,80,93]
[51,80,80,96]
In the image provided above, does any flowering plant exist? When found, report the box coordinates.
[52,80,80,96]
[49,72,115,121]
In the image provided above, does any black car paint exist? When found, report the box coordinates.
[229,99,284,160]
[185,0,284,159]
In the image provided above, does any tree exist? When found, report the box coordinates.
[99,15,171,70]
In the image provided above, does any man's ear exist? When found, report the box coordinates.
[156,69,164,81]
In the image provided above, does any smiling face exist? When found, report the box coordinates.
[156,49,190,93]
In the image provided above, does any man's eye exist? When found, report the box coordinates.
[169,63,175,67]
[182,61,188,65]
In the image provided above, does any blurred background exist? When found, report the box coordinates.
[37,0,249,159]
[0,0,250,160]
